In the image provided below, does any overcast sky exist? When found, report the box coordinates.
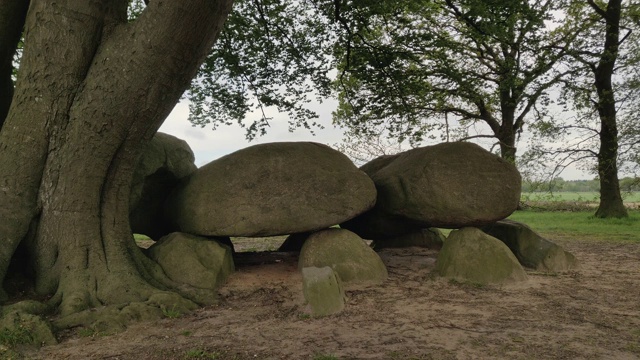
[159,100,592,180]
[159,100,343,166]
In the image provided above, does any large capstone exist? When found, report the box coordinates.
[166,142,376,237]
[481,220,578,272]
[298,228,388,285]
[343,142,521,239]
[436,227,528,285]
[130,132,197,240]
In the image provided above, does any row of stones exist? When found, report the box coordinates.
[145,220,577,317]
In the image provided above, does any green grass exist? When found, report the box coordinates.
[0,326,34,348]
[184,349,220,359]
[161,305,182,319]
[508,210,640,242]
[522,191,640,203]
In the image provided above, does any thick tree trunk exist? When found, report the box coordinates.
[595,125,627,218]
[592,0,627,218]
[0,0,234,323]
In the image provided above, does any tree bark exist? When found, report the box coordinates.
[0,1,29,130]
[497,104,517,163]
[0,0,234,322]
[591,0,628,218]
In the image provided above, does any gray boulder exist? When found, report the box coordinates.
[299,228,388,285]
[302,266,346,317]
[166,142,376,237]
[145,232,234,297]
[436,227,528,285]
[343,142,521,238]
[130,132,197,240]
[481,220,577,272]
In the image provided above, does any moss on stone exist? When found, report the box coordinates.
[436,227,527,285]
[299,228,387,285]
[302,266,345,317]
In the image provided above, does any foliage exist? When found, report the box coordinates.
[332,0,577,161]
[333,123,413,165]
[522,0,640,201]
[186,0,337,140]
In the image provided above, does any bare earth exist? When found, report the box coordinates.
[25,236,640,360]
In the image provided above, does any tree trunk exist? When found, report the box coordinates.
[0,0,234,324]
[498,124,517,163]
[592,0,628,218]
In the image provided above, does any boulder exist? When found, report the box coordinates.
[145,232,234,296]
[372,228,445,250]
[302,266,346,317]
[436,227,528,285]
[342,142,521,239]
[481,220,578,272]
[299,228,387,285]
[166,142,377,237]
[130,132,197,240]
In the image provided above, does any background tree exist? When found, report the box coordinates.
[525,0,640,218]
[0,0,233,327]
[332,0,578,162]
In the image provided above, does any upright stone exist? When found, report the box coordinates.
[299,228,388,285]
[436,227,528,285]
[302,266,346,317]
[481,220,578,272]
[145,232,234,304]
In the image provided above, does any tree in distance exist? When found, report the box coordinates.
[525,0,640,218]
[331,0,579,163]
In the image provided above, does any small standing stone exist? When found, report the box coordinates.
[302,266,346,317]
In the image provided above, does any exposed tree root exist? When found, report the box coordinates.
[52,291,198,334]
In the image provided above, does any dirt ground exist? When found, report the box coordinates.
[22,235,640,360]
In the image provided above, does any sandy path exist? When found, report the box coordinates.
[25,238,640,360]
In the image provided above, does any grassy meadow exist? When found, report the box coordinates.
[509,210,640,243]
[522,191,640,203]
[516,190,640,242]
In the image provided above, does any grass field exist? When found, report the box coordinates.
[509,210,640,243]
[522,191,640,203]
